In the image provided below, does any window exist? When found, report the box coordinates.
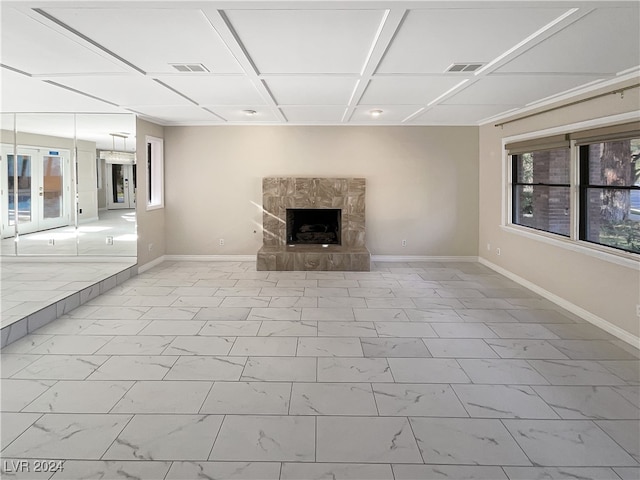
[579,137,640,254]
[506,121,640,258]
[146,135,164,210]
[509,135,571,237]
[512,149,571,236]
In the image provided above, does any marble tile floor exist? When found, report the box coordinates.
[1,209,137,257]
[1,260,638,480]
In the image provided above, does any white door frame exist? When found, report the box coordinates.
[1,144,71,237]
[106,162,136,210]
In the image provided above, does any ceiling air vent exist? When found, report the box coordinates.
[446,63,484,73]
[170,63,209,73]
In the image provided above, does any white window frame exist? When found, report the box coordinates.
[146,135,164,211]
[501,111,640,269]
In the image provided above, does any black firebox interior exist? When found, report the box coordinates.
[286,208,341,245]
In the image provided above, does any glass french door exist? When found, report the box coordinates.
[107,163,136,209]
[1,145,70,237]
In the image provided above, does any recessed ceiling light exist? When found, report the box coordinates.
[243,109,257,116]
[370,109,383,118]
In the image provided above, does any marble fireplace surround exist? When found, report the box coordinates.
[257,177,371,271]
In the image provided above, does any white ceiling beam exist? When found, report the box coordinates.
[342,7,406,122]
[471,7,593,77]
[404,6,596,124]
[201,7,287,122]
[5,6,155,117]
[17,6,226,121]
[27,7,147,76]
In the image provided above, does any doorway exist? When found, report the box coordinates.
[1,144,71,238]
[106,163,136,210]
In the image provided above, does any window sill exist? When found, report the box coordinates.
[146,204,164,212]
[500,224,639,270]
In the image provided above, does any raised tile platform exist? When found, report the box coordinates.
[257,245,371,271]
[1,261,137,347]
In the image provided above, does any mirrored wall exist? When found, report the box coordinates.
[0,113,137,257]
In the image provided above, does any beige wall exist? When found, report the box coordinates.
[136,118,165,266]
[478,84,640,340]
[162,125,479,257]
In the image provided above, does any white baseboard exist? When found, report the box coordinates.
[372,255,479,263]
[0,256,136,264]
[164,255,257,262]
[164,254,479,263]
[138,255,166,273]
[478,257,640,349]
[144,254,480,267]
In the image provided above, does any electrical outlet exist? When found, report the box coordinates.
[48,238,55,246]
[401,239,407,247]
[148,243,153,252]
[636,304,640,317]
[219,238,225,246]
[105,236,114,245]
[496,247,501,256]
[487,243,491,251]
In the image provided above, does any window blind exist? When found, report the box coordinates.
[570,121,640,145]
[505,134,570,155]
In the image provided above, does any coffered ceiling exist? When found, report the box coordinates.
[1,1,639,126]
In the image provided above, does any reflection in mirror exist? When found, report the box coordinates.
[0,112,137,257]
[0,113,16,255]
[77,114,136,256]
[14,113,76,255]
[0,113,137,337]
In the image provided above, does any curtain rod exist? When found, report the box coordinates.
[494,83,640,128]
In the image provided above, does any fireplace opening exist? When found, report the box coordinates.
[286,208,341,245]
